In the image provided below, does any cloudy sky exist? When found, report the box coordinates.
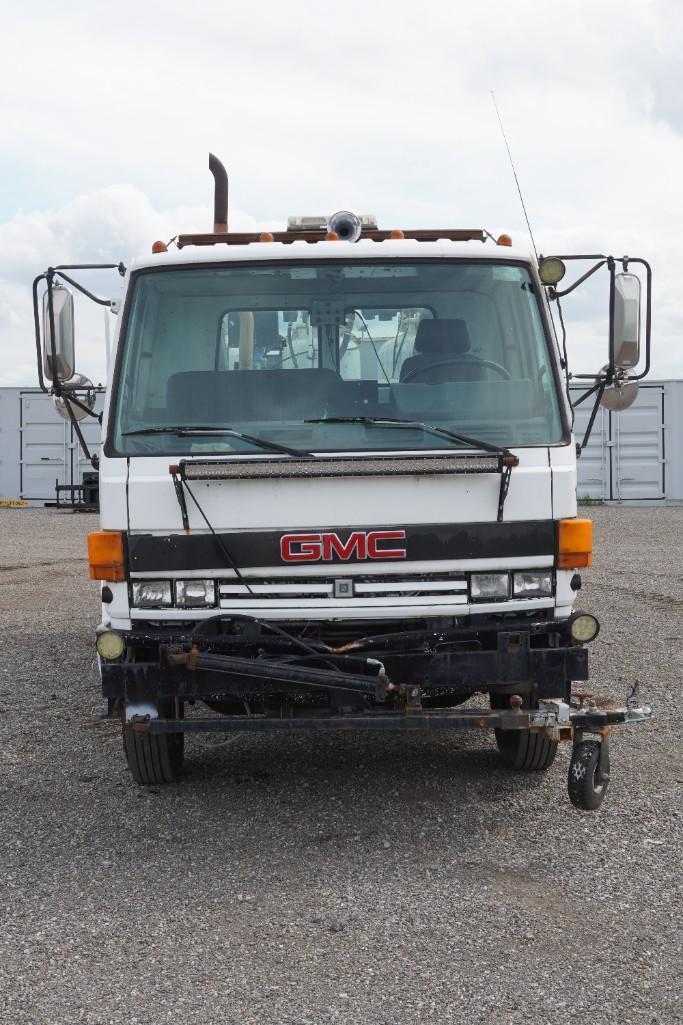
[1,0,681,387]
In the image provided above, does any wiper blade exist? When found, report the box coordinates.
[305,416,513,459]
[121,426,312,458]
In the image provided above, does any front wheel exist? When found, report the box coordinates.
[122,700,184,785]
[491,694,558,771]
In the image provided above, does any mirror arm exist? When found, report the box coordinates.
[52,262,126,275]
[52,268,117,308]
[62,396,93,464]
[580,381,607,451]
[571,379,604,408]
[550,258,607,300]
[32,274,49,393]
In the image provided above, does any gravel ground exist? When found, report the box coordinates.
[1,506,681,1025]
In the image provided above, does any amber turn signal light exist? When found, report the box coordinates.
[557,519,593,569]
[87,530,125,581]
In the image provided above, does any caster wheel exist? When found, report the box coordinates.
[568,739,609,810]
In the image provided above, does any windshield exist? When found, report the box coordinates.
[110,259,564,455]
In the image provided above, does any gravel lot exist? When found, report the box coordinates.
[1,506,681,1025]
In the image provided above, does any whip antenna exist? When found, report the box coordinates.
[491,91,538,261]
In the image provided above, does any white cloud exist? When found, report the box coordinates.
[0,187,267,386]
[0,0,681,385]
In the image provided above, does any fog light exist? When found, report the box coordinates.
[470,573,510,600]
[132,580,172,608]
[96,630,125,660]
[513,571,553,597]
[569,612,600,643]
[175,579,217,608]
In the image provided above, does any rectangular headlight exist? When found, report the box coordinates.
[470,572,510,600]
[513,571,553,597]
[175,579,217,608]
[132,580,172,608]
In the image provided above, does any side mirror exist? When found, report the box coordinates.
[612,273,641,369]
[42,283,75,382]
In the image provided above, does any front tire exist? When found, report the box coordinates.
[123,700,184,785]
[491,693,558,771]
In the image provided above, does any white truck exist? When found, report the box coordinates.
[33,154,652,808]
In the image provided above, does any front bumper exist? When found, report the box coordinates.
[101,616,588,705]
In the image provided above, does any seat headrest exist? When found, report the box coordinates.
[414,318,471,355]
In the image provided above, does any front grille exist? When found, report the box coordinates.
[218,572,468,607]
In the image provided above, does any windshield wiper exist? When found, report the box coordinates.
[305,416,511,458]
[121,426,312,458]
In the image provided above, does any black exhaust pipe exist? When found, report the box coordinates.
[209,152,228,233]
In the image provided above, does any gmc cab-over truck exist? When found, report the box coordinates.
[33,154,652,808]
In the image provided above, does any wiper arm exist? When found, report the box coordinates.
[121,426,312,458]
[305,416,513,459]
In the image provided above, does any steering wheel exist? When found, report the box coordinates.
[401,355,512,383]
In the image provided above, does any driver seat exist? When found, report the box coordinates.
[399,318,482,383]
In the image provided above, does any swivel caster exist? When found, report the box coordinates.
[568,733,610,810]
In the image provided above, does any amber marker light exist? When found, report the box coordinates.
[557,519,593,569]
[390,229,405,239]
[325,231,340,241]
[496,234,513,247]
[259,232,275,242]
[151,240,168,253]
[87,530,125,581]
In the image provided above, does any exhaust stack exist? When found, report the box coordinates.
[209,153,228,233]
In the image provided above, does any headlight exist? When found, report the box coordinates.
[513,571,553,597]
[96,630,125,660]
[131,580,173,608]
[569,612,600,643]
[175,579,217,608]
[470,572,510,600]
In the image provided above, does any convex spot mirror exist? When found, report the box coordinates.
[613,272,641,369]
[42,283,75,382]
[53,374,97,422]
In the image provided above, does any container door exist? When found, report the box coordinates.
[19,392,69,501]
[572,395,609,500]
[613,386,665,500]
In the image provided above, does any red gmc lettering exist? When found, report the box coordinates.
[322,532,367,561]
[280,533,322,562]
[280,530,407,563]
[367,530,407,559]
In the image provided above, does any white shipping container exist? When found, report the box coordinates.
[0,388,104,506]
